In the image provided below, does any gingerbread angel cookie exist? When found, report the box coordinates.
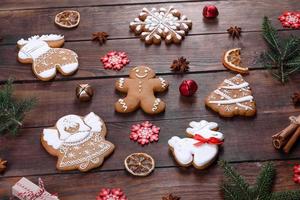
[115,66,169,114]
[41,112,115,172]
[130,7,192,45]
[168,120,224,169]
[17,34,79,81]
[205,74,256,117]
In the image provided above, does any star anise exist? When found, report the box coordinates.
[162,194,181,200]
[0,158,7,174]
[292,92,300,106]
[227,26,242,39]
[92,32,109,45]
[171,57,190,73]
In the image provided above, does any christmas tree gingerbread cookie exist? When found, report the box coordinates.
[17,34,79,81]
[115,66,169,114]
[168,120,224,169]
[41,112,115,172]
[205,74,256,117]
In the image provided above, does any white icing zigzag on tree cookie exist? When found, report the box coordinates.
[208,74,254,110]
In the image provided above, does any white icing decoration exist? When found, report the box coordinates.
[152,98,161,112]
[159,77,167,88]
[42,112,113,170]
[18,36,78,80]
[118,99,128,111]
[130,7,192,43]
[168,120,224,168]
[119,78,125,88]
[209,74,254,110]
[17,34,64,46]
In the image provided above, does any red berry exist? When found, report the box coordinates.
[203,5,219,19]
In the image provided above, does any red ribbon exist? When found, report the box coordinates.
[193,134,223,147]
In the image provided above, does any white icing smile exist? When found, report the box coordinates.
[134,67,151,79]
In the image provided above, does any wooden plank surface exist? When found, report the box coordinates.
[0,161,298,200]
[0,0,299,44]
[1,0,300,199]
[0,32,267,81]
[1,112,300,177]
[11,71,300,128]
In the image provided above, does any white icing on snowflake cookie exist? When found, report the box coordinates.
[17,34,79,81]
[41,112,115,172]
[130,7,192,45]
[168,120,224,169]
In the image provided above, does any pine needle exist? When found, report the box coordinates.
[219,161,300,200]
[261,17,300,83]
[0,79,37,136]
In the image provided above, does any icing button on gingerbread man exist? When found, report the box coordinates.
[115,66,169,114]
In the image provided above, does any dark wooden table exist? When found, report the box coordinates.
[0,0,300,199]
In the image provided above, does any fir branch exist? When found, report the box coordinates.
[271,191,300,200]
[219,161,300,200]
[254,162,275,200]
[0,79,37,136]
[219,160,251,200]
[262,16,281,55]
[261,17,300,83]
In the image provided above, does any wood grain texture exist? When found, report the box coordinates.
[0,161,299,199]
[0,0,299,44]
[10,70,300,128]
[1,112,300,177]
[0,32,267,81]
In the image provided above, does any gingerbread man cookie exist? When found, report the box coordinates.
[17,34,79,81]
[168,120,224,169]
[41,112,115,172]
[115,66,169,114]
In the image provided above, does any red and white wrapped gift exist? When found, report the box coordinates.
[12,177,59,200]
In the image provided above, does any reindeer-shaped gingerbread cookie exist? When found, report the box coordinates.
[168,120,224,169]
[115,66,169,114]
[17,34,79,81]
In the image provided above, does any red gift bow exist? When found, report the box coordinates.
[193,134,223,147]
[17,178,58,200]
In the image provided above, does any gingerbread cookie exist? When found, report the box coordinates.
[17,34,79,81]
[130,7,192,45]
[115,66,169,114]
[205,74,256,117]
[168,120,224,169]
[41,112,115,172]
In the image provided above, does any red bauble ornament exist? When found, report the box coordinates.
[203,5,219,19]
[179,80,198,97]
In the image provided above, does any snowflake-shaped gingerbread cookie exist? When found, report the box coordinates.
[130,7,192,45]
[130,121,160,146]
[96,188,128,200]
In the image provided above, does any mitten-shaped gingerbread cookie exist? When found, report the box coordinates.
[17,34,79,81]
[168,120,224,169]
[115,66,169,114]
[41,112,115,172]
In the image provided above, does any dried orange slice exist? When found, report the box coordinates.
[222,48,249,74]
[55,10,80,28]
[124,153,155,176]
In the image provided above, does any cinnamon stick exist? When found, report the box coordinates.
[283,127,300,153]
[272,115,300,149]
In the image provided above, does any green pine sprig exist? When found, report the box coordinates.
[0,79,37,136]
[261,16,300,83]
[219,160,300,200]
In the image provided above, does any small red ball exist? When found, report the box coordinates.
[179,80,198,97]
[203,5,219,19]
